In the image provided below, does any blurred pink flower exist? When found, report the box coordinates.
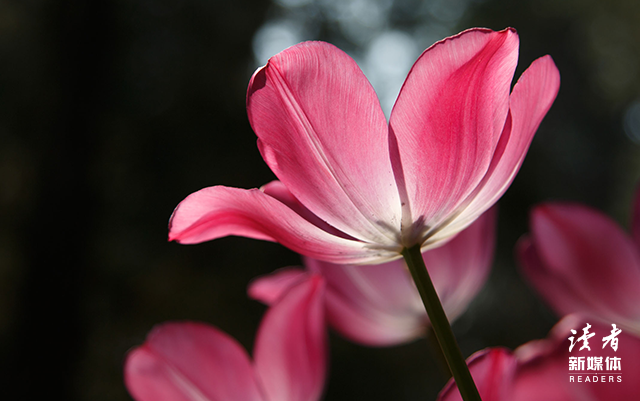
[124,275,327,401]
[168,28,559,265]
[438,315,640,401]
[518,190,640,335]
[249,207,496,346]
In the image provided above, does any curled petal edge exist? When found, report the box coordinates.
[168,185,401,264]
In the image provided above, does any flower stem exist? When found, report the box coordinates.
[426,326,452,381]
[402,244,481,401]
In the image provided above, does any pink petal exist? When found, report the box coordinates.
[520,203,640,333]
[310,207,495,346]
[253,274,327,401]
[517,237,592,322]
[510,316,582,401]
[513,315,640,401]
[247,259,422,346]
[124,322,264,401]
[431,55,560,242]
[306,256,426,346]
[389,28,518,245]
[440,316,640,401]
[427,206,497,321]
[260,181,356,240]
[247,208,495,347]
[248,267,308,305]
[587,325,640,400]
[437,348,517,401]
[247,41,402,248]
[168,185,398,264]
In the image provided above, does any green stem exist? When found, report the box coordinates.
[402,244,481,401]
[426,326,452,381]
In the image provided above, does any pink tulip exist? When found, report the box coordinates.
[248,207,496,346]
[518,190,640,334]
[438,347,516,401]
[124,275,327,401]
[168,28,560,265]
[438,315,640,401]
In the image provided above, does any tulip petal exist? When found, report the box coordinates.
[437,348,516,401]
[440,316,640,401]
[510,318,586,401]
[518,237,591,319]
[313,207,496,346]
[124,322,264,401]
[254,274,327,401]
[249,208,495,346]
[389,28,518,244]
[306,256,426,346]
[521,203,640,333]
[476,55,559,207]
[513,315,640,401]
[260,180,356,240]
[248,267,308,305]
[586,325,640,401]
[169,185,399,264]
[431,55,560,242]
[247,261,422,346]
[247,41,402,247]
[427,206,497,321]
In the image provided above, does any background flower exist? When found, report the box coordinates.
[249,207,496,346]
[438,315,640,401]
[125,275,327,401]
[518,189,640,334]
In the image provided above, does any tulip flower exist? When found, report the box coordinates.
[168,27,559,266]
[518,189,640,335]
[249,207,496,346]
[168,28,559,401]
[438,315,640,401]
[124,275,327,401]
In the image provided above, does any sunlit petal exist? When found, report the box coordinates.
[248,41,402,246]
[389,28,518,244]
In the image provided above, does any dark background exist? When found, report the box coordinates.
[1,0,640,399]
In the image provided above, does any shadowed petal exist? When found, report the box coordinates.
[248,267,308,305]
[315,206,496,345]
[437,348,517,401]
[169,186,399,264]
[260,180,356,240]
[427,206,497,321]
[306,256,425,346]
[248,208,496,346]
[440,316,640,401]
[389,28,518,244]
[517,237,592,322]
[248,41,401,247]
[520,203,640,333]
[248,258,425,346]
[124,322,264,401]
[254,275,327,401]
[513,315,640,401]
[510,317,582,401]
